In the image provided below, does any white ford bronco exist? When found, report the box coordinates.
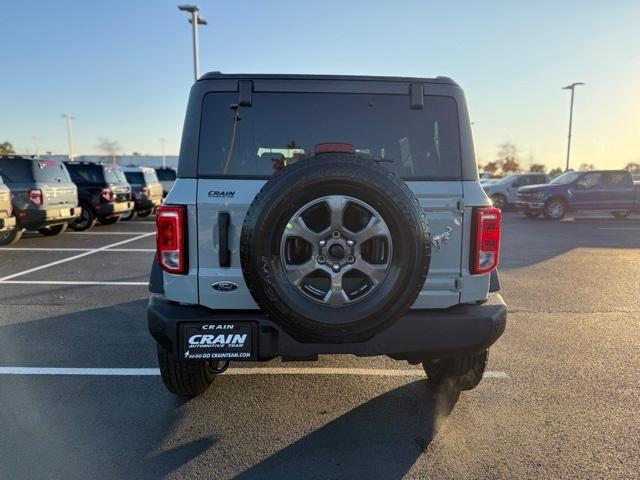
[148,73,507,397]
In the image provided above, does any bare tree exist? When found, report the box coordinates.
[529,163,547,173]
[495,141,522,175]
[97,137,122,164]
[0,141,15,155]
[624,162,640,174]
[483,161,500,176]
[579,163,595,171]
[548,167,563,178]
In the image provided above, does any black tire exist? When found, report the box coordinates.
[121,210,136,221]
[69,206,97,231]
[611,210,631,220]
[523,211,541,218]
[38,224,68,236]
[157,343,219,397]
[137,209,152,217]
[0,228,23,246]
[98,216,120,225]
[490,194,507,210]
[543,198,567,220]
[240,155,431,343]
[422,350,488,391]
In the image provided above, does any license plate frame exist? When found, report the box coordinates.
[179,322,256,361]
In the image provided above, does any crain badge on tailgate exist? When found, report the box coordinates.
[212,281,239,292]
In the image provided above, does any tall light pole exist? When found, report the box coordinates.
[159,137,167,169]
[61,113,75,160]
[562,82,584,171]
[178,5,208,81]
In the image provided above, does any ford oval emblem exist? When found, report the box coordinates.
[212,281,239,292]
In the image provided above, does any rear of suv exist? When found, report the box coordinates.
[0,156,80,245]
[0,173,17,243]
[121,166,163,220]
[65,161,134,230]
[149,73,507,397]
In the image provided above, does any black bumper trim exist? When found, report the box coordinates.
[17,207,81,229]
[95,201,134,218]
[148,294,507,361]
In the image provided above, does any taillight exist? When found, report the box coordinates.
[156,205,187,274]
[28,189,44,207]
[141,186,150,197]
[315,143,356,154]
[472,207,502,274]
[101,188,114,202]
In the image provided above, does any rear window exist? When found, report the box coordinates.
[156,169,176,181]
[103,165,128,184]
[32,160,71,183]
[0,158,34,182]
[144,170,160,184]
[124,171,144,185]
[67,164,105,183]
[198,92,462,179]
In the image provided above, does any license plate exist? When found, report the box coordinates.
[180,322,255,361]
[60,208,71,217]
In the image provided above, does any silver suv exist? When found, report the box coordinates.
[148,73,507,397]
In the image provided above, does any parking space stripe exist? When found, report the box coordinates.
[0,366,510,378]
[0,280,148,286]
[0,233,155,282]
[0,248,155,252]
[598,227,640,231]
[66,231,154,235]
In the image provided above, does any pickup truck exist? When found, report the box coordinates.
[482,172,550,210]
[517,170,640,219]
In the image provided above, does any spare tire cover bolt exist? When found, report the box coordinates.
[317,255,326,263]
[319,239,326,247]
[346,239,354,247]
[331,231,341,238]
[332,263,340,272]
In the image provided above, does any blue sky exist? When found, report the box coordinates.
[1,0,638,170]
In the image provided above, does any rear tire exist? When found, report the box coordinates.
[69,207,97,231]
[422,350,488,391]
[157,343,220,397]
[611,210,631,219]
[121,210,136,221]
[0,228,23,246]
[38,224,68,236]
[137,209,152,218]
[98,216,120,225]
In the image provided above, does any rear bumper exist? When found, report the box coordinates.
[148,294,508,361]
[134,197,161,211]
[95,201,134,218]
[0,215,16,232]
[17,206,81,229]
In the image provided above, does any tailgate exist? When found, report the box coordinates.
[0,186,11,218]
[196,179,463,310]
[42,184,78,208]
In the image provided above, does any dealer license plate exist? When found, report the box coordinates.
[180,322,255,361]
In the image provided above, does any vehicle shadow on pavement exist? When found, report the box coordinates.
[235,380,459,480]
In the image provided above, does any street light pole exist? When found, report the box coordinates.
[178,5,208,81]
[61,113,75,160]
[159,137,166,169]
[562,82,584,171]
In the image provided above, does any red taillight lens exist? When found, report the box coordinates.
[101,188,114,202]
[28,189,44,207]
[156,205,187,274]
[314,143,356,154]
[472,207,502,275]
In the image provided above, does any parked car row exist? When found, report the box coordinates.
[481,169,640,220]
[0,155,176,244]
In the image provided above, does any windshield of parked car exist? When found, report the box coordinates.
[198,92,462,179]
[550,171,581,185]
[491,175,517,185]
[156,169,176,181]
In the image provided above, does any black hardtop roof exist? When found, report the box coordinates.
[0,155,57,162]
[199,71,458,85]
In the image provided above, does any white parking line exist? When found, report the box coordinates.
[0,233,155,282]
[0,248,155,252]
[0,366,510,378]
[66,231,154,235]
[0,280,148,286]
[598,227,640,231]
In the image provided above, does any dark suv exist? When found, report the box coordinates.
[65,162,134,230]
[121,166,163,220]
[0,173,17,244]
[0,156,80,244]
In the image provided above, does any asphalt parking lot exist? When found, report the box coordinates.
[0,212,638,479]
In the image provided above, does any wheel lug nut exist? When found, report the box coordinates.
[317,255,326,264]
[346,255,355,263]
[332,263,340,272]
[319,240,326,247]
[331,231,340,239]
[346,239,354,247]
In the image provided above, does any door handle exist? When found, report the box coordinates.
[218,212,231,267]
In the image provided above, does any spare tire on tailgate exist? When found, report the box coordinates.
[240,154,431,343]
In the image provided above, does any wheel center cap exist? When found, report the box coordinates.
[328,243,345,260]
